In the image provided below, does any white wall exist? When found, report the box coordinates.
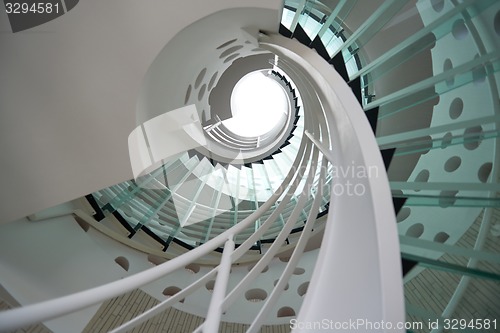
[0,0,282,224]
[0,215,126,332]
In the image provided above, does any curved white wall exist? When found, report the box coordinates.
[0,0,282,223]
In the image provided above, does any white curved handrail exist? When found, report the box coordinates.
[0,139,308,332]
[246,156,328,333]
[0,29,403,333]
[107,58,333,332]
[0,104,324,332]
[260,33,405,332]
[106,150,312,332]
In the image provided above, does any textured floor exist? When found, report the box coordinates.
[0,300,52,333]
[82,289,291,333]
[405,209,500,333]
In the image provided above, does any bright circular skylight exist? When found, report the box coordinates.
[223,71,288,137]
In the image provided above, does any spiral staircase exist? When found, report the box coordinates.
[0,0,499,332]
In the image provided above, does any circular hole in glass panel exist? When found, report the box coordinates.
[219,45,243,59]
[185,263,200,274]
[224,53,240,64]
[431,0,444,12]
[245,289,267,302]
[473,65,487,85]
[452,19,468,40]
[277,307,296,318]
[216,39,237,50]
[434,232,450,243]
[115,256,129,271]
[206,280,215,292]
[463,126,483,150]
[413,135,433,154]
[441,132,453,149]
[406,223,424,238]
[478,162,492,183]
[396,207,411,223]
[198,84,207,101]
[293,267,305,275]
[444,156,461,172]
[415,169,430,183]
[297,282,309,296]
[449,98,463,119]
[223,71,288,137]
[443,59,454,87]
[208,71,218,91]
[414,169,429,192]
[185,85,192,105]
[494,11,500,36]
[472,55,486,85]
[195,68,207,89]
[163,286,184,303]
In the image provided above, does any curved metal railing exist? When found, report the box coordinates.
[0,26,402,333]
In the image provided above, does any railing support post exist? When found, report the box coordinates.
[203,235,235,333]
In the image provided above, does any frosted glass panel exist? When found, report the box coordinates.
[281,8,295,29]
[128,104,206,180]
[128,126,153,180]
